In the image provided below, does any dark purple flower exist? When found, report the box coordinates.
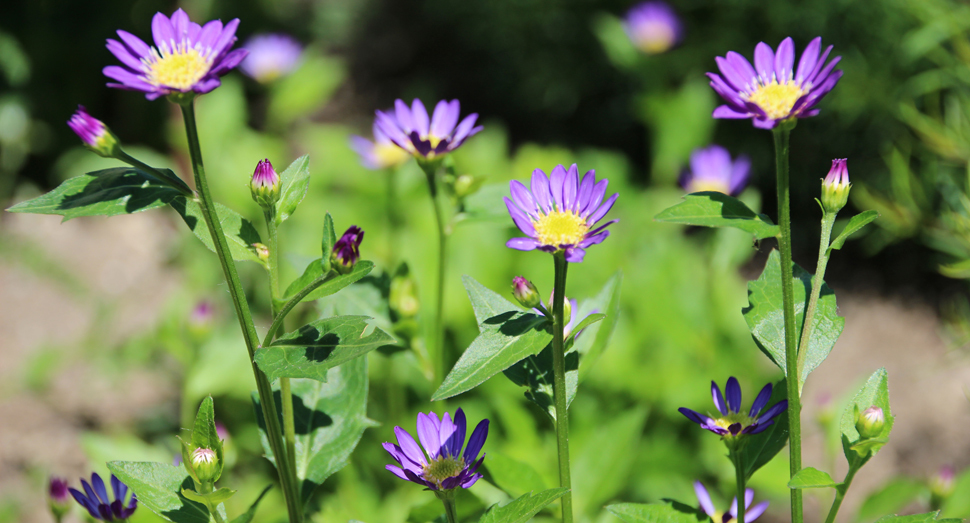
[239,33,302,83]
[49,477,70,504]
[249,158,280,207]
[511,276,541,309]
[103,9,248,100]
[383,408,488,491]
[623,2,683,55]
[694,481,769,523]
[375,99,483,159]
[331,225,364,274]
[504,164,618,263]
[350,121,411,170]
[679,377,787,437]
[708,37,842,129]
[69,473,137,521]
[68,106,119,157]
[679,145,751,196]
[821,158,850,213]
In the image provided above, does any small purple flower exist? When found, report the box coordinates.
[708,37,842,129]
[679,145,751,196]
[375,99,483,160]
[49,476,70,504]
[821,158,850,213]
[331,225,364,274]
[103,9,248,100]
[350,121,411,170]
[504,164,618,263]
[249,158,281,207]
[69,473,137,521]
[679,377,788,437]
[68,106,119,157]
[694,482,769,523]
[383,408,489,491]
[623,2,683,55]
[239,33,302,83]
[511,276,541,309]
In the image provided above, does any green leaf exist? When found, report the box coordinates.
[6,167,181,220]
[275,155,310,224]
[874,512,952,523]
[502,341,577,418]
[655,192,780,239]
[574,271,623,381]
[788,467,838,489]
[605,502,704,523]
[180,487,236,504]
[742,250,845,390]
[255,315,395,382]
[170,196,263,264]
[191,396,220,451]
[484,452,546,498]
[463,274,528,325]
[478,488,568,523]
[106,461,209,523]
[857,478,925,521]
[828,210,879,253]
[254,357,375,504]
[841,368,894,468]
[938,258,970,279]
[742,378,790,482]
[229,485,272,523]
[569,313,605,337]
[280,260,374,307]
[321,213,336,274]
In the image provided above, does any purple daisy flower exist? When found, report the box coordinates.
[375,99,483,160]
[69,473,137,521]
[383,408,488,491]
[331,225,364,273]
[504,164,618,263]
[239,33,302,83]
[708,37,842,129]
[350,121,411,170]
[679,377,788,437]
[103,9,248,100]
[679,145,751,196]
[49,476,70,504]
[623,2,683,55]
[694,482,769,523]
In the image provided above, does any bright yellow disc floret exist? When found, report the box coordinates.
[533,210,589,247]
[744,80,806,120]
[145,46,212,90]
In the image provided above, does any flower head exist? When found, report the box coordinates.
[69,473,137,521]
[505,164,618,263]
[623,2,683,55]
[331,225,364,274]
[708,37,842,129]
[239,33,302,83]
[68,106,119,158]
[104,9,248,100]
[694,482,769,523]
[249,158,281,208]
[855,405,885,439]
[679,145,751,196]
[375,99,483,160]
[49,477,70,505]
[350,121,411,170]
[821,158,850,213]
[383,408,488,491]
[679,377,788,439]
[191,447,221,483]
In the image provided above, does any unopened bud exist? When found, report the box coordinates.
[821,158,850,213]
[930,466,955,509]
[68,105,120,158]
[331,226,364,274]
[547,291,571,320]
[191,447,221,483]
[48,476,70,517]
[390,274,420,318]
[249,159,281,208]
[253,243,270,262]
[512,276,541,309]
[454,174,483,198]
[855,405,885,439]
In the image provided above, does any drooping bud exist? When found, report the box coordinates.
[191,447,221,483]
[249,159,281,208]
[331,226,364,274]
[821,158,850,213]
[48,476,70,519]
[68,106,120,158]
[511,276,541,309]
[253,242,270,262]
[855,405,885,439]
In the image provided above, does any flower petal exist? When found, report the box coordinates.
[713,105,751,119]
[729,155,751,196]
[774,37,795,82]
[506,237,539,251]
[725,377,742,413]
[385,464,410,481]
[582,179,608,218]
[795,37,822,84]
[394,99,414,132]
[549,164,567,211]
[711,381,728,415]
[504,197,537,237]
[416,412,441,458]
[693,482,716,517]
[91,474,110,505]
[678,407,709,425]
[411,99,430,137]
[587,193,618,226]
[747,501,770,522]
[563,164,579,212]
[151,11,176,51]
[116,30,152,60]
[749,383,772,418]
[758,400,788,423]
[431,100,460,138]
[564,246,586,263]
[111,475,127,504]
[106,39,145,71]
[531,169,554,214]
[451,408,467,458]
[577,170,596,211]
[510,180,538,216]
[753,42,775,82]
[394,426,427,466]
[463,419,489,463]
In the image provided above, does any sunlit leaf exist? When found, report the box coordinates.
[478,488,568,523]
[655,192,779,239]
[170,196,263,264]
[106,461,212,523]
[841,368,894,468]
[276,155,310,224]
[788,467,837,489]
[605,502,704,523]
[828,210,879,253]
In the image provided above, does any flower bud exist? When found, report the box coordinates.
[855,405,885,439]
[249,159,281,208]
[930,466,955,509]
[191,447,221,483]
[511,276,541,309]
[48,476,70,518]
[390,273,420,318]
[253,242,270,262]
[331,226,364,274]
[821,158,850,213]
[547,291,571,320]
[453,174,483,199]
[68,105,120,158]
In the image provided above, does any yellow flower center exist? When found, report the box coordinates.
[145,45,212,90]
[423,455,465,487]
[744,80,806,120]
[713,412,755,433]
[687,179,731,195]
[533,210,589,247]
[374,142,410,168]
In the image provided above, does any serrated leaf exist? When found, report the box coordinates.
[170,196,263,264]
[605,502,704,523]
[191,396,219,451]
[6,167,182,220]
[655,192,780,239]
[280,260,374,308]
[478,488,568,523]
[275,155,310,224]
[484,452,546,498]
[788,467,838,489]
[229,485,272,523]
[180,487,235,504]
[829,210,879,253]
[106,461,210,523]
[574,271,622,381]
[255,315,395,382]
[742,378,790,482]
[742,250,845,390]
[254,357,374,504]
[841,368,894,468]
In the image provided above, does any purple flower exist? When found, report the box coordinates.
[375,99,483,160]
[708,37,842,129]
[679,145,751,196]
[694,482,769,523]
[68,106,119,157]
[383,408,488,491]
[623,2,683,55]
[331,225,364,274]
[239,33,302,83]
[49,476,70,504]
[504,164,618,263]
[679,377,788,437]
[821,158,850,213]
[69,473,137,521]
[350,121,411,170]
[103,9,248,100]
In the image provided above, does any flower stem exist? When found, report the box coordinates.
[116,149,193,195]
[440,493,459,523]
[824,462,859,523]
[772,126,802,523]
[422,165,448,387]
[732,450,746,523]
[795,211,838,394]
[178,101,303,523]
[551,252,574,523]
[200,483,227,523]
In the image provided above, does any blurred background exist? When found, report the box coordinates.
[2,0,970,522]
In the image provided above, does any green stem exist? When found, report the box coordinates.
[733,451,746,523]
[795,211,838,393]
[772,126,802,523]
[116,149,193,194]
[178,101,303,523]
[263,271,336,347]
[439,493,459,523]
[199,483,227,523]
[551,252,574,523]
[823,464,859,523]
[422,165,448,387]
